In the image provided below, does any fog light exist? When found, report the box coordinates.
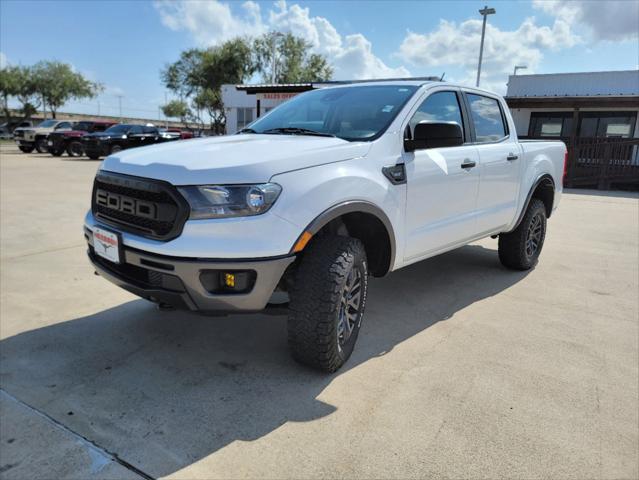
[200,270,256,294]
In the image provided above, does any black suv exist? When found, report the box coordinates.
[82,124,180,159]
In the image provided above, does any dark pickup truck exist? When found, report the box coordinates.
[82,124,181,159]
[47,121,117,157]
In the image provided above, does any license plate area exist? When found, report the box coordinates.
[93,227,122,264]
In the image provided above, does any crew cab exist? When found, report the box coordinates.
[82,124,181,159]
[14,119,74,153]
[47,121,117,157]
[85,81,566,372]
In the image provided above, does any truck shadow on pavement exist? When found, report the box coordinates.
[0,244,529,478]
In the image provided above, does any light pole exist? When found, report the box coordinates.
[476,5,496,87]
[116,95,123,122]
[270,32,285,84]
[513,65,527,76]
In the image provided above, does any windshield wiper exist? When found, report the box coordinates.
[262,127,336,138]
[237,127,258,134]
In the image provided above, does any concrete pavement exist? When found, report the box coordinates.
[1,144,637,479]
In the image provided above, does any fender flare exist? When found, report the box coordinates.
[512,173,555,230]
[291,200,397,273]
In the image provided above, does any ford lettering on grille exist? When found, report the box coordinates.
[95,189,158,220]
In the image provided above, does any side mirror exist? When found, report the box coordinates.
[404,121,463,152]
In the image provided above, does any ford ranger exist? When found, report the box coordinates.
[85,81,566,372]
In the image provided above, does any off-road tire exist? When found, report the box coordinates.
[287,235,368,372]
[18,146,34,153]
[498,198,547,270]
[87,152,100,160]
[51,148,64,156]
[67,141,84,157]
[35,138,48,153]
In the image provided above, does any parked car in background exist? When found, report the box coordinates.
[165,127,194,139]
[47,120,117,157]
[82,124,181,159]
[14,119,74,153]
[0,120,33,139]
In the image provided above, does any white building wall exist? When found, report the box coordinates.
[221,85,300,135]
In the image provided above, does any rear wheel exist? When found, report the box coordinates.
[51,148,64,156]
[498,198,547,270]
[67,141,84,157]
[35,138,48,153]
[18,146,34,153]
[287,235,368,372]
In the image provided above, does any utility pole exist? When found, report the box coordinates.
[164,91,168,128]
[116,95,123,122]
[476,5,496,87]
[270,32,284,84]
[513,65,527,76]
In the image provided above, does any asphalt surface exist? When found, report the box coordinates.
[1,143,638,479]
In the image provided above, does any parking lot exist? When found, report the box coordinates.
[0,143,637,479]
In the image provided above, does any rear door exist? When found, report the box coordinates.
[463,92,521,234]
[402,89,481,261]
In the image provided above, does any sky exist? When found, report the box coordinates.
[1,0,638,120]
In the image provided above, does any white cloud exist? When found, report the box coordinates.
[533,0,639,42]
[0,52,8,69]
[396,14,579,92]
[154,0,409,80]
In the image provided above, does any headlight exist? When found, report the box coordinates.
[178,183,282,219]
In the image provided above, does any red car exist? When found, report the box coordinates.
[47,121,117,157]
[165,128,194,139]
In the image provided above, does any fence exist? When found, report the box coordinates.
[522,136,639,190]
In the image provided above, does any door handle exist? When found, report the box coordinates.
[461,159,476,169]
[507,153,519,161]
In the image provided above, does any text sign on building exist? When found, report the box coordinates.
[255,92,300,101]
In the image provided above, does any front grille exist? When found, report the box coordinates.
[91,172,189,240]
[14,130,25,138]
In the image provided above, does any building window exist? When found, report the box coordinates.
[529,112,573,138]
[237,108,254,130]
[578,112,637,138]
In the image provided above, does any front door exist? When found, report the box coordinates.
[403,90,480,262]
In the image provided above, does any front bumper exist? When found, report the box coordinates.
[85,227,295,313]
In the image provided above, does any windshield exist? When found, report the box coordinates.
[104,124,133,134]
[38,120,58,128]
[246,85,419,141]
[73,122,92,131]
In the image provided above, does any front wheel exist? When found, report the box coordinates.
[287,235,368,372]
[19,146,34,153]
[498,198,547,270]
[51,148,64,156]
[35,138,48,153]
[110,144,122,154]
[67,141,84,157]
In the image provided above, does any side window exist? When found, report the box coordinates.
[128,125,143,134]
[55,122,71,130]
[142,126,157,134]
[467,94,507,143]
[407,91,464,140]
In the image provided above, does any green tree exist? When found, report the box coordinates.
[32,61,103,118]
[0,65,40,123]
[161,37,257,133]
[161,99,192,126]
[253,32,333,83]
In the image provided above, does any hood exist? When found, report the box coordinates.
[100,134,372,185]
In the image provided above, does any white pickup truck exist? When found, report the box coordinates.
[85,80,566,372]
